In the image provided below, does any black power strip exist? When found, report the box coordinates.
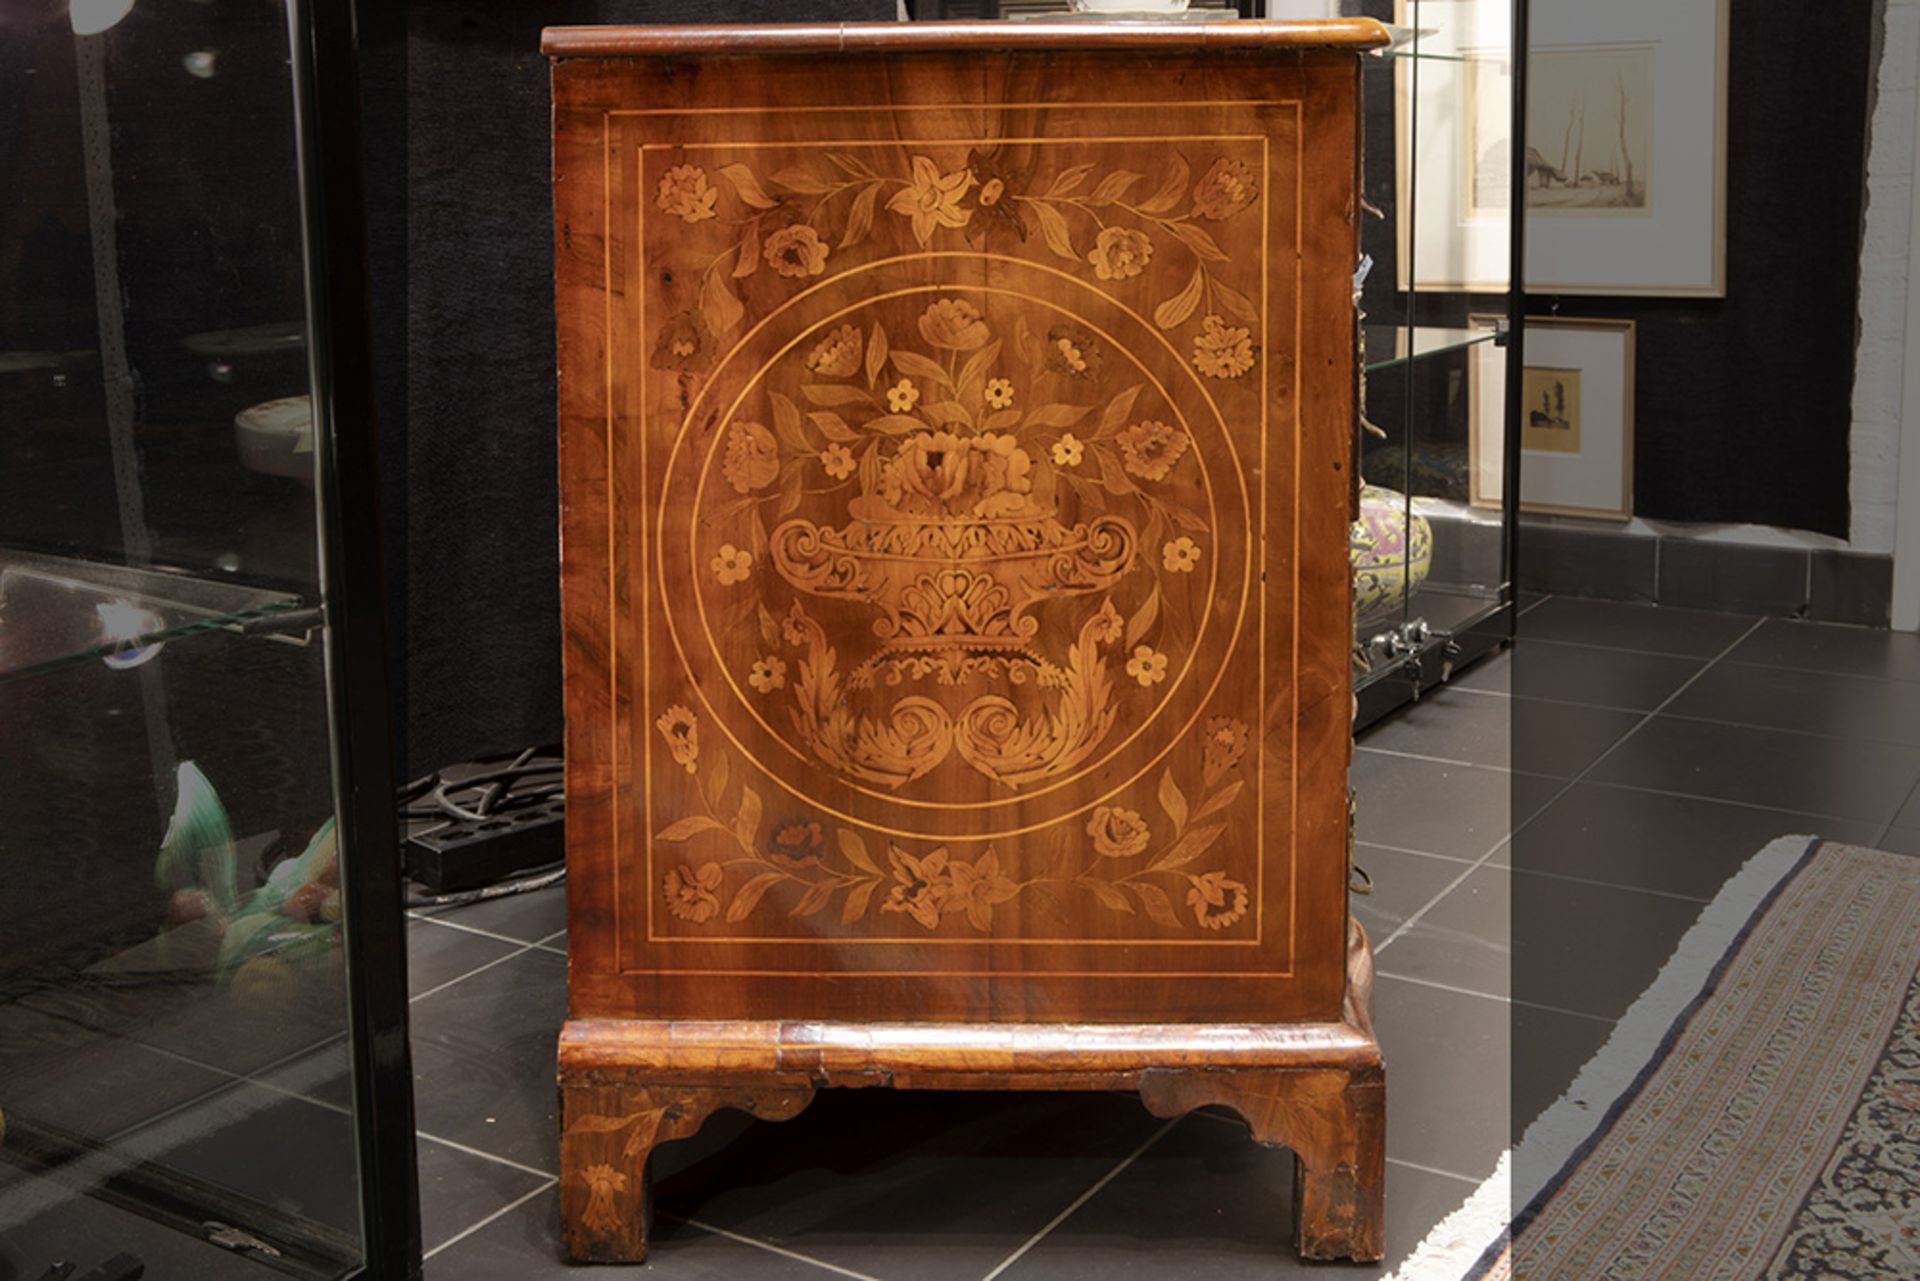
[402,747,564,895]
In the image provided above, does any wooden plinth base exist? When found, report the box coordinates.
[558,925,1384,1265]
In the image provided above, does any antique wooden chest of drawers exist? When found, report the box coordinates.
[547,18,1389,1265]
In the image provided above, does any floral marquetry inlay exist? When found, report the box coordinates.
[624,119,1298,947]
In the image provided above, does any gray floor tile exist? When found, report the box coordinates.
[1874,825,1920,856]
[1510,872,1705,1021]
[653,1090,1165,1281]
[0,1003,233,1147]
[1376,864,1508,998]
[1587,714,1920,824]
[1351,845,1471,942]
[1890,785,1920,829]
[1374,976,1508,1181]
[407,947,568,1173]
[1668,660,1920,747]
[1361,689,1638,778]
[1509,782,1876,898]
[1350,752,1520,860]
[0,1183,270,1280]
[407,917,523,997]
[417,1139,554,1257]
[419,884,568,944]
[1726,617,1920,682]
[1458,639,1705,711]
[1519,597,1758,658]
[1511,1004,1613,1143]
[996,1114,1478,1280]
[426,1184,846,1279]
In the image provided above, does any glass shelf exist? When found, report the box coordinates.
[0,550,303,684]
[1363,324,1498,372]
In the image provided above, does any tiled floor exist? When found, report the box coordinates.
[23,599,1914,1278]
[389,598,1920,1278]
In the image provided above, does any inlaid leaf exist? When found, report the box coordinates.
[771,166,833,194]
[1166,220,1230,263]
[1025,402,1095,428]
[1158,766,1189,832]
[734,785,763,850]
[1154,267,1205,331]
[790,882,835,918]
[889,348,952,388]
[769,391,806,449]
[1132,881,1184,929]
[757,604,782,651]
[1137,153,1191,215]
[1170,503,1211,533]
[958,338,1002,404]
[838,828,882,876]
[802,383,872,407]
[718,163,779,209]
[725,872,783,922]
[808,410,860,442]
[1087,169,1144,207]
[982,408,1021,432]
[1030,200,1078,262]
[865,322,889,388]
[1125,585,1161,649]
[655,815,727,842]
[621,1111,662,1157]
[1098,384,1144,437]
[865,413,930,435]
[566,1112,650,1137]
[1094,445,1136,497]
[923,400,971,426]
[1154,822,1227,871]
[1013,315,1042,371]
[1213,274,1260,323]
[825,152,873,180]
[1192,779,1245,823]
[700,271,744,335]
[841,878,879,923]
[732,218,762,278]
[710,750,730,803]
[1047,163,1095,197]
[841,181,882,247]
[1082,878,1134,914]
[775,464,805,517]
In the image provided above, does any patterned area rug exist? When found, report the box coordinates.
[1392,837,1920,1280]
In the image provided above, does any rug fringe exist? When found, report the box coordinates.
[1381,834,1819,1280]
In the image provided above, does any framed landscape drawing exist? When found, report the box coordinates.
[1522,0,1727,295]
[1471,316,1635,519]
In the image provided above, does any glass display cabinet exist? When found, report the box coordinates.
[1344,0,1522,726]
[0,2,414,1277]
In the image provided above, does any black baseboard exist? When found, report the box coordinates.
[1515,522,1892,625]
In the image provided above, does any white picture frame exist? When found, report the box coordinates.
[1471,316,1636,520]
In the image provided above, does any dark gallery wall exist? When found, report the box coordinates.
[1529,0,1875,539]
[361,1,893,778]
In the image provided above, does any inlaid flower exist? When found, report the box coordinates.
[1192,313,1255,380]
[805,323,863,377]
[918,297,991,351]
[780,601,810,647]
[984,377,1016,410]
[655,705,699,772]
[1051,433,1085,467]
[768,818,825,870]
[764,224,829,278]
[1087,226,1153,281]
[887,378,920,414]
[580,1163,629,1234]
[1126,645,1170,687]
[1091,598,1124,644]
[1116,420,1191,481]
[1044,323,1103,379]
[887,155,975,246]
[979,178,1006,206]
[748,655,787,693]
[656,164,718,223]
[946,849,1020,931]
[710,544,753,586]
[820,442,856,480]
[881,844,953,929]
[721,421,779,493]
[1192,157,1258,221]
[877,431,1035,519]
[1087,805,1151,860]
[1201,715,1250,786]
[1162,537,1202,573]
[663,862,722,922]
[965,144,1034,240]
[1187,871,1249,930]
[650,309,711,373]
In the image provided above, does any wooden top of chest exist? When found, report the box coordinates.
[542,19,1390,60]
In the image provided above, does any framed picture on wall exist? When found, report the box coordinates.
[1471,316,1636,520]
[1523,0,1728,296]
[1394,0,1514,291]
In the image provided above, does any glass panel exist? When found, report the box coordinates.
[0,4,365,1275]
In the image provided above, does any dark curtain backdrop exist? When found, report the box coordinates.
[362,2,892,778]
